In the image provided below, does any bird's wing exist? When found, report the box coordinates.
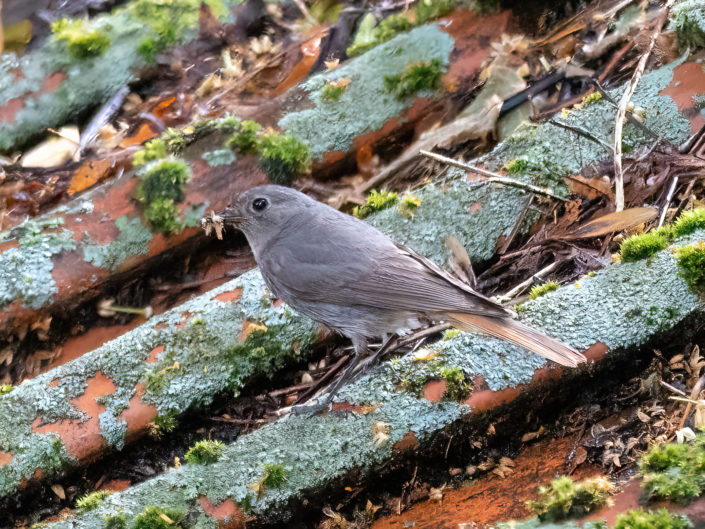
[260,216,508,318]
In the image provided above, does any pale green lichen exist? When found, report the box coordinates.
[0,218,76,309]
[99,411,128,450]
[279,24,454,159]
[83,216,152,271]
[202,148,236,167]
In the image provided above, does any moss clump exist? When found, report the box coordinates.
[415,0,456,25]
[135,159,191,234]
[0,384,13,396]
[398,192,421,217]
[321,81,348,102]
[347,13,414,57]
[383,59,443,100]
[440,366,470,401]
[75,490,112,512]
[226,120,262,155]
[353,189,399,219]
[151,413,178,438]
[581,91,603,105]
[677,241,705,291]
[527,476,613,522]
[670,0,705,50]
[615,508,692,529]
[51,18,111,59]
[263,463,288,488]
[133,139,168,167]
[504,157,530,174]
[619,232,669,262]
[144,199,180,234]
[640,434,705,503]
[443,328,461,341]
[127,0,227,61]
[224,120,311,184]
[184,439,225,465]
[671,209,705,238]
[133,506,185,529]
[258,132,312,185]
[530,281,559,300]
[105,514,127,529]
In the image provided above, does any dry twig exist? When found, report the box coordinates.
[613,0,676,211]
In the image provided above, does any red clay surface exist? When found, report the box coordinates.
[373,436,601,529]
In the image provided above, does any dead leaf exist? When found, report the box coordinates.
[50,484,66,500]
[21,126,80,168]
[564,207,658,239]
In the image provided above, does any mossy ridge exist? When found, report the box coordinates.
[615,508,692,529]
[530,281,559,300]
[184,439,225,465]
[0,0,238,152]
[0,217,76,309]
[0,270,319,499]
[383,59,444,100]
[51,18,111,59]
[75,490,113,512]
[353,189,399,219]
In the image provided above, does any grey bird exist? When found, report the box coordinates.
[216,185,585,408]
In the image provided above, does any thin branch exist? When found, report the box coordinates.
[548,118,613,152]
[592,81,659,139]
[658,176,679,228]
[493,261,559,304]
[419,150,567,202]
[613,0,676,211]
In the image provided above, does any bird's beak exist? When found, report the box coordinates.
[216,206,244,226]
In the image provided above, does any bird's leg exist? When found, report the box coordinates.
[291,338,369,415]
[351,333,398,378]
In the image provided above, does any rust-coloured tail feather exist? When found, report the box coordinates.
[447,312,585,367]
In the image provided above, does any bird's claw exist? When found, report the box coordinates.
[289,401,331,415]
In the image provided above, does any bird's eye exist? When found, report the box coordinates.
[252,198,268,211]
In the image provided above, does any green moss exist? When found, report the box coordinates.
[0,385,13,396]
[51,18,111,59]
[619,232,669,262]
[504,157,530,174]
[321,82,348,102]
[415,0,456,25]
[442,328,461,341]
[670,0,705,49]
[353,190,398,219]
[258,132,312,185]
[530,281,559,300]
[677,241,705,292]
[527,476,613,522]
[184,439,225,465]
[347,13,414,57]
[144,199,181,234]
[581,91,603,105]
[135,159,191,234]
[262,463,288,488]
[127,0,227,60]
[640,434,705,503]
[440,366,470,401]
[151,413,178,438]
[133,506,185,529]
[105,514,127,529]
[615,508,692,529]
[133,139,167,167]
[83,216,152,271]
[398,192,421,217]
[383,59,443,100]
[226,120,262,155]
[75,490,113,512]
[672,209,705,238]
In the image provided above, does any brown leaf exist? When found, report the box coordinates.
[563,207,658,239]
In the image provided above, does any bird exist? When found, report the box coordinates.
[213,185,585,410]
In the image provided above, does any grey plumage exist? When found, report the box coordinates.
[220,185,585,375]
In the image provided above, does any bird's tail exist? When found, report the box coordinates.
[446,312,586,368]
